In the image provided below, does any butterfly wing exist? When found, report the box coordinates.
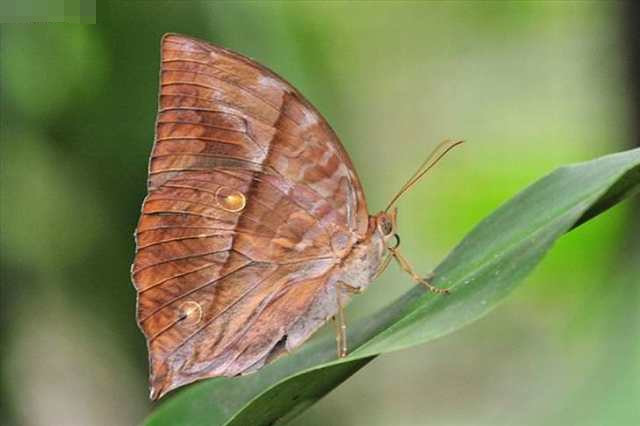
[131,34,369,399]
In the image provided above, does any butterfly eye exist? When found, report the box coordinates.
[379,216,393,236]
[216,187,246,212]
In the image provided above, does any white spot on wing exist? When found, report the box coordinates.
[258,75,290,92]
[320,149,334,167]
[301,108,318,127]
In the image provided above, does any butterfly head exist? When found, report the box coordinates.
[375,208,400,249]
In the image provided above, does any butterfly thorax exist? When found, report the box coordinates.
[334,216,388,290]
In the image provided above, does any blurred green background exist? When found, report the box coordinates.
[1,1,638,425]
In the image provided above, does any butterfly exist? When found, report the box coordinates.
[131,33,462,400]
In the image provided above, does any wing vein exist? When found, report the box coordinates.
[132,249,231,274]
[158,265,280,361]
[139,261,256,323]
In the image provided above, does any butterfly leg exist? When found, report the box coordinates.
[389,247,449,294]
[334,282,363,358]
[373,253,393,280]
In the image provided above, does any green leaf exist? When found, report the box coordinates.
[144,148,640,426]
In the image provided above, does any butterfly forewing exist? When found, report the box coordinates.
[132,34,369,399]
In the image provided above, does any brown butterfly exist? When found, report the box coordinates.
[131,33,462,400]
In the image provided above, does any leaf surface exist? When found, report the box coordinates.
[144,148,640,426]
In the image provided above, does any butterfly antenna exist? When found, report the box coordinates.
[385,139,464,212]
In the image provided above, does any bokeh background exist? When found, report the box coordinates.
[1,1,638,425]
